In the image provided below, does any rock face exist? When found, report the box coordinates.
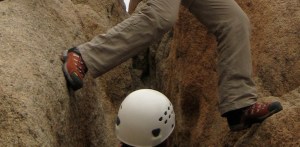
[0,0,129,146]
[0,0,299,146]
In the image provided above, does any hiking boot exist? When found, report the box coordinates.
[61,47,87,90]
[226,101,283,131]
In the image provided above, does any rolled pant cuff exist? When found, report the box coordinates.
[77,45,105,78]
[219,98,257,116]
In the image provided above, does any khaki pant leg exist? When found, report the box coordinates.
[77,0,180,77]
[187,0,257,115]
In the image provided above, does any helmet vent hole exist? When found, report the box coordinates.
[152,128,161,137]
[169,115,171,118]
[116,116,121,126]
[165,120,168,124]
[159,117,163,121]
[168,107,170,110]
[172,124,174,128]
[164,111,167,115]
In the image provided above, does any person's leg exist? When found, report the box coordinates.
[187,0,257,115]
[187,0,282,131]
[61,0,180,90]
[78,0,180,77]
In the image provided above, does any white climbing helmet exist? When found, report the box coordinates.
[115,89,175,147]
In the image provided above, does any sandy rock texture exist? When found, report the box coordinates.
[0,0,299,146]
[0,0,129,146]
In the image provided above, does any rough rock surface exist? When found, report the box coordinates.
[0,0,129,146]
[0,0,299,146]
